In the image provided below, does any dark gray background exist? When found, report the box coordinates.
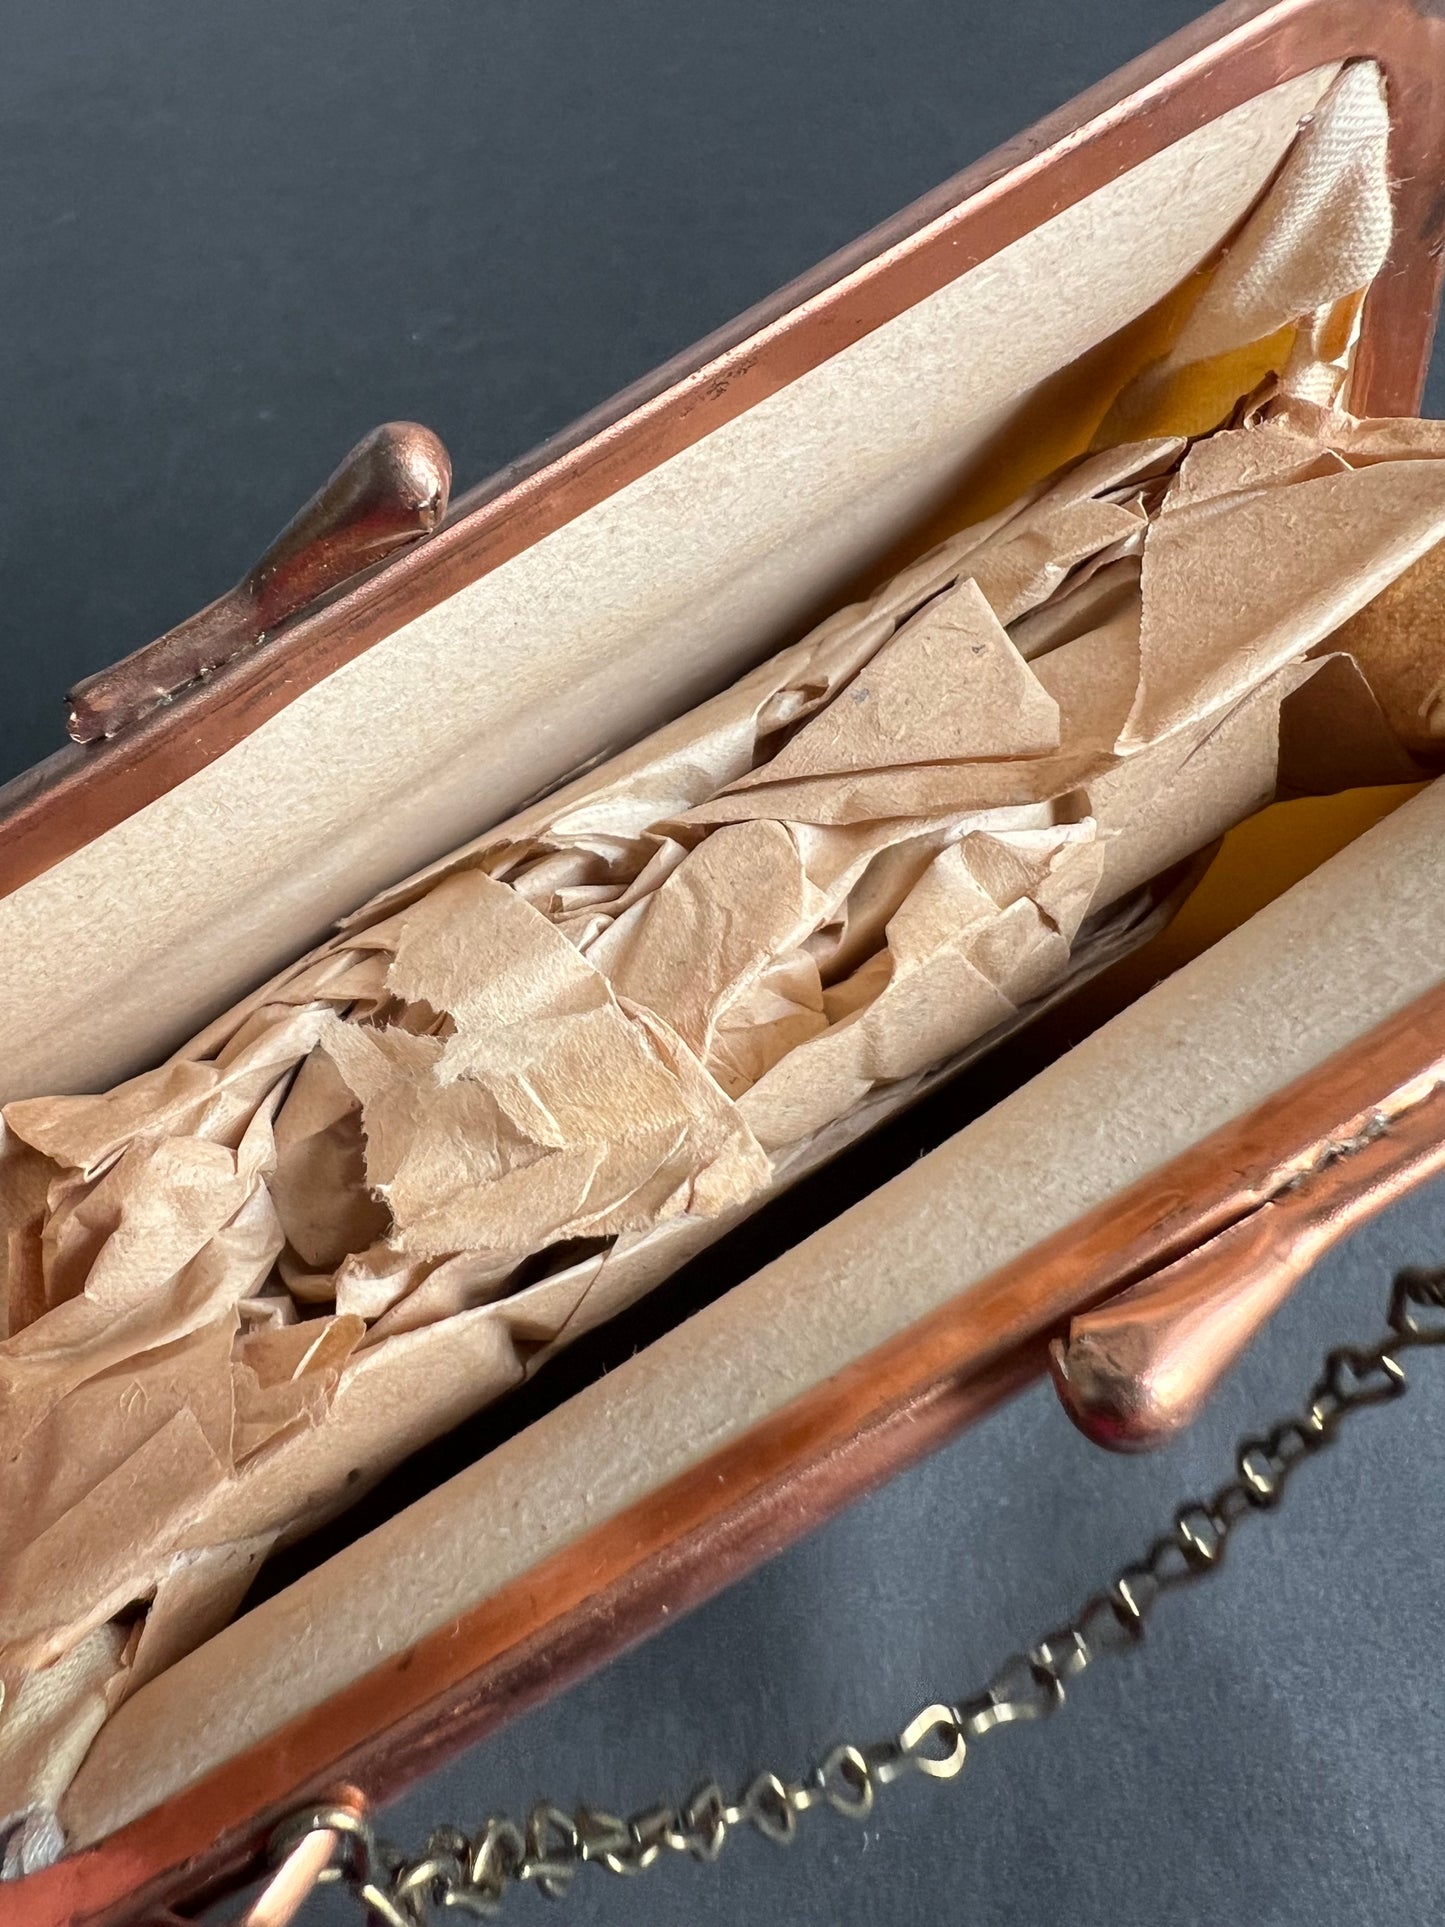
[4,3,1444,1922]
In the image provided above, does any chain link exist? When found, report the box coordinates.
[264,1262,1445,1922]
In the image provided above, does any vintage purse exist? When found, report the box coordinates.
[6,0,1445,1919]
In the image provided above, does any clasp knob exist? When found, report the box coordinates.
[67,421,451,742]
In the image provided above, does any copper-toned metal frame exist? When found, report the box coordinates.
[11,1,1445,1921]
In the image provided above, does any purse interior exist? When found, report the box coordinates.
[16,51,1445,1855]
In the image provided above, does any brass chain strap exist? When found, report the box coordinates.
[265,1262,1445,1923]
